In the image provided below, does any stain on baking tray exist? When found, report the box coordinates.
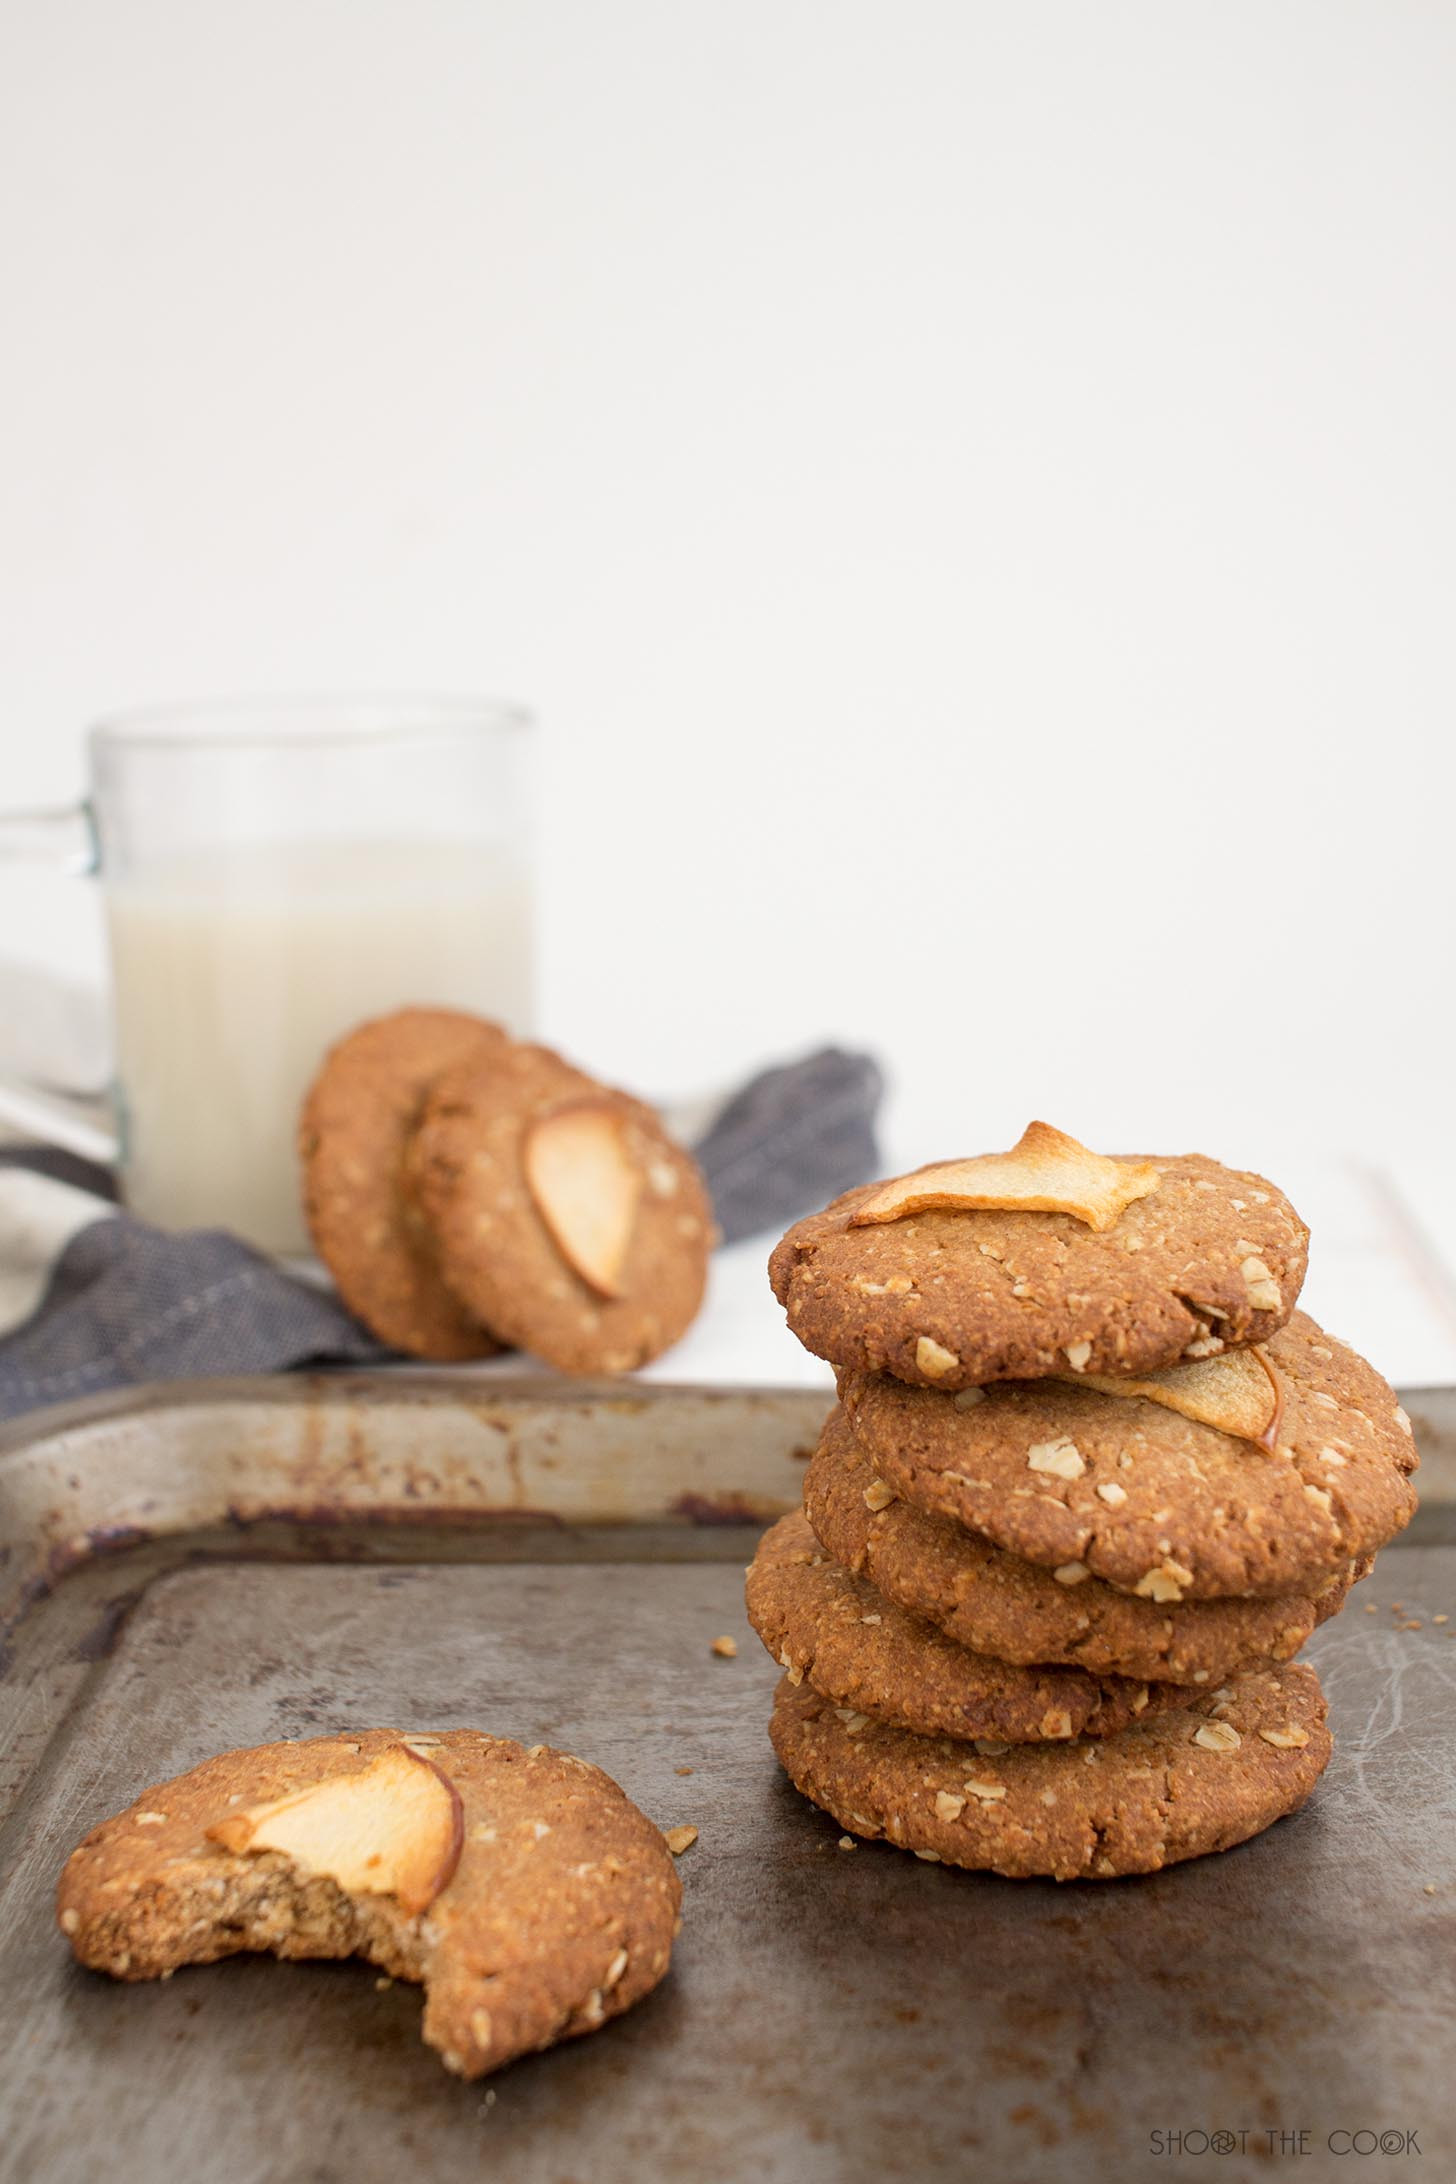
[672,1491,781,1526]
[36,1522,155,1596]
[221,1497,565,1531]
[70,1587,146,1662]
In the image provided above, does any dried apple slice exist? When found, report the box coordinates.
[524,1099,644,1298]
[849,1122,1160,1235]
[206,1743,464,1916]
[1060,1347,1283,1450]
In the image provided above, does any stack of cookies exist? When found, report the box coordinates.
[299,1008,713,1372]
[750,1123,1419,1880]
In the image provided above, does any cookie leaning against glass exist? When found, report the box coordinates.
[299,1007,714,1372]
[299,1006,509,1359]
[409,1037,715,1375]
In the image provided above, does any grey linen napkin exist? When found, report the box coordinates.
[0,1047,881,1421]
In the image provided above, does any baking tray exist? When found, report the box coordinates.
[1,1375,1453,2184]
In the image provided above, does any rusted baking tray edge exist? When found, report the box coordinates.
[0,1372,831,1641]
[3,1371,1451,1605]
[3,1374,1452,1625]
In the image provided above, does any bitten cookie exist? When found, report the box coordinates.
[299,1007,507,1359]
[57,1729,681,2081]
[769,1128,1308,1390]
[770,1661,1331,1878]
[805,1406,1365,1684]
[843,1313,1418,1599]
[411,1041,713,1375]
[746,1511,1177,1740]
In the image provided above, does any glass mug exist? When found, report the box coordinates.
[0,697,534,1256]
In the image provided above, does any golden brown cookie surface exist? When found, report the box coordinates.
[411,1042,713,1374]
[299,1007,506,1359]
[57,1728,681,2081]
[746,1511,1176,1740]
[842,1313,1418,1599]
[805,1406,1364,1683]
[769,1151,1308,1389]
[770,1661,1331,1878]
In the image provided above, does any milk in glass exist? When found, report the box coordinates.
[106,838,533,1254]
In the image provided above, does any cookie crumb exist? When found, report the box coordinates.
[375,1976,394,1991]
[838,1836,856,1850]
[710,1635,738,1658]
[662,1825,698,1855]
[674,1765,694,1776]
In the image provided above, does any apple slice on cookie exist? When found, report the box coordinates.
[848,1122,1160,1235]
[207,1742,463,1916]
[523,1099,645,1299]
[1061,1346,1284,1451]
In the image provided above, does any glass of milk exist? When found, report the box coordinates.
[0,696,533,1254]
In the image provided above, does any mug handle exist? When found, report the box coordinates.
[0,801,121,1164]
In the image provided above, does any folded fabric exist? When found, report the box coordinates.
[0,1046,881,1422]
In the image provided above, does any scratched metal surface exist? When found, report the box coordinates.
[0,1379,1452,2184]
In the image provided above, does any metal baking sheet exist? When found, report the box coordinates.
[1,1376,1453,2184]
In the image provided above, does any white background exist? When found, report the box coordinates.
[2,2,1454,1379]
